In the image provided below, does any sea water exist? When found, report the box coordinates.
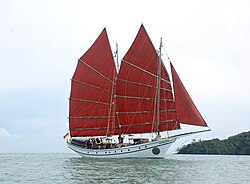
[0,153,249,184]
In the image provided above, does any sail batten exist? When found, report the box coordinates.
[118,109,176,114]
[116,95,174,101]
[69,98,111,105]
[122,59,171,84]
[69,116,115,119]
[72,79,113,94]
[79,59,116,85]
[117,78,173,92]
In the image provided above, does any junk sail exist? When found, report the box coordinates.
[116,25,180,135]
[170,62,207,127]
[68,24,208,138]
[69,28,118,137]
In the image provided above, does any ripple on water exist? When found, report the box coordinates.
[0,153,249,184]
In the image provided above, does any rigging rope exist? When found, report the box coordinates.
[162,45,171,62]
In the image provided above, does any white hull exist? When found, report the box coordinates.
[67,138,176,158]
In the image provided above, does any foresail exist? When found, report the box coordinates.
[116,25,180,134]
[170,62,207,127]
[69,29,117,137]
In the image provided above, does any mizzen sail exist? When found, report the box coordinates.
[69,28,117,137]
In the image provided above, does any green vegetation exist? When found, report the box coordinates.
[177,131,250,155]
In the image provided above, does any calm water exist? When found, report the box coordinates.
[0,153,249,184]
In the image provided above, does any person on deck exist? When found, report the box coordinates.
[118,134,124,144]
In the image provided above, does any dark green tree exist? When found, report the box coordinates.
[178,131,250,155]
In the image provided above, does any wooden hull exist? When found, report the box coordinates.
[67,138,176,158]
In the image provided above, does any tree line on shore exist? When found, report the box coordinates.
[177,131,250,155]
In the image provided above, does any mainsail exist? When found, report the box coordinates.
[69,28,117,137]
[116,25,180,135]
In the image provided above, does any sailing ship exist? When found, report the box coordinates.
[64,24,210,158]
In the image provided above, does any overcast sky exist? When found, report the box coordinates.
[1,0,249,153]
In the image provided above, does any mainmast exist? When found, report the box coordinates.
[157,38,162,136]
[115,42,119,70]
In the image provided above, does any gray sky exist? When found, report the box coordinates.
[1,0,249,153]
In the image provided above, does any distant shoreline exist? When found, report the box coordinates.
[177,131,250,155]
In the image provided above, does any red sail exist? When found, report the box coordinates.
[170,62,207,127]
[69,28,118,137]
[116,25,180,134]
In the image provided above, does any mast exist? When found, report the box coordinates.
[115,42,119,70]
[157,38,162,136]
